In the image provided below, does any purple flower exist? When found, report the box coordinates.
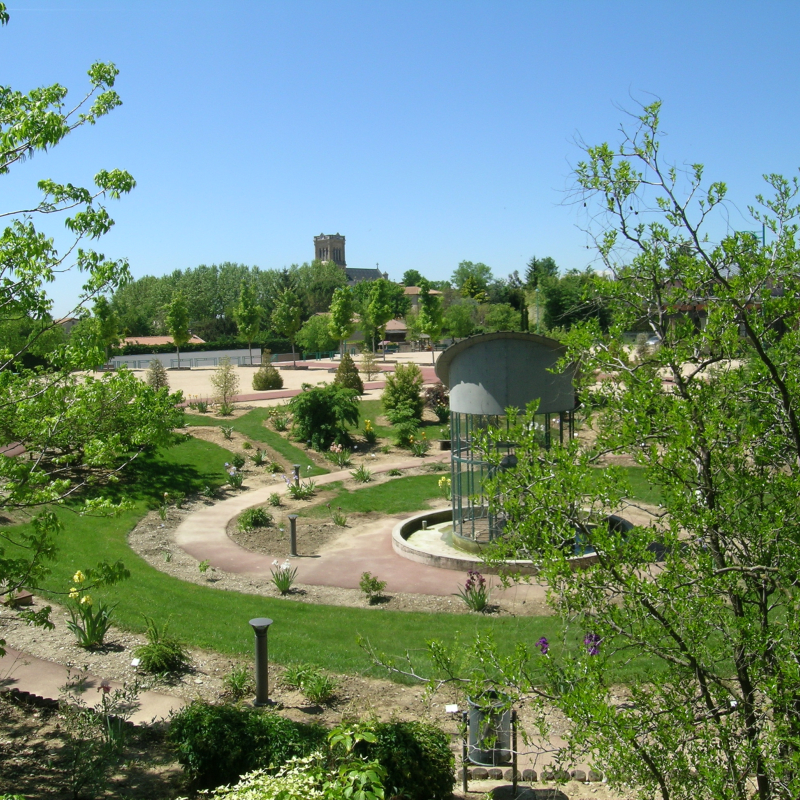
[536,637,549,655]
[584,632,602,656]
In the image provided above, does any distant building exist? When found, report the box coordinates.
[314,233,387,286]
[122,334,205,347]
[403,285,443,311]
[55,316,81,336]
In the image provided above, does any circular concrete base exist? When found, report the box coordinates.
[391,509,537,575]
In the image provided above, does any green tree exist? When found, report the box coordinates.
[210,357,240,412]
[417,281,444,364]
[461,102,800,800]
[92,295,120,363]
[0,4,179,653]
[296,313,338,355]
[443,302,476,339]
[234,281,263,365]
[328,287,356,358]
[483,302,521,333]
[402,269,424,287]
[360,279,396,353]
[524,255,559,289]
[451,261,493,294]
[294,258,347,315]
[542,269,612,332]
[165,291,190,367]
[271,289,303,366]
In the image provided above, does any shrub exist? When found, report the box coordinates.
[252,362,284,391]
[333,352,364,394]
[168,701,326,788]
[359,571,387,604]
[358,721,455,800]
[134,616,190,674]
[220,425,234,440]
[230,453,246,469]
[359,351,382,380]
[267,461,283,473]
[287,479,316,500]
[237,507,272,532]
[425,383,450,422]
[241,440,252,449]
[217,401,235,417]
[145,359,169,390]
[389,405,420,447]
[289,384,360,451]
[382,363,424,421]
[267,492,282,507]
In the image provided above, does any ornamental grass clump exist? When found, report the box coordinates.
[351,464,372,483]
[456,569,490,612]
[271,559,298,594]
[134,616,190,675]
[237,507,272,533]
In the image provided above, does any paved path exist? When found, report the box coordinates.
[0,646,185,724]
[174,457,548,605]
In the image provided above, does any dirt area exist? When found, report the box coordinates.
[0,597,632,799]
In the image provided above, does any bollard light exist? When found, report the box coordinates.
[249,617,273,706]
[288,514,298,556]
[292,464,301,485]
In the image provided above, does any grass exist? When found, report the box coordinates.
[621,466,663,505]
[353,399,444,441]
[5,436,665,684]
[299,474,445,518]
[185,408,328,476]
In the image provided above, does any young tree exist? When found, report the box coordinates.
[234,280,263,365]
[0,3,180,652]
[472,103,800,800]
[271,289,303,366]
[296,313,338,355]
[328,286,356,359]
[483,302,521,332]
[210,357,240,413]
[145,359,169,390]
[417,281,444,364]
[333,353,364,394]
[359,350,382,381]
[289,384,360,450]
[165,291,190,367]
[362,279,396,354]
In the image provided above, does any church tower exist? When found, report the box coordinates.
[314,233,346,268]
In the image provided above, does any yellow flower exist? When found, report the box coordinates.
[80,594,93,607]
[72,570,85,584]
[69,588,79,600]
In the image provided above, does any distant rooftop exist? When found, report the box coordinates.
[403,286,443,296]
[122,334,205,346]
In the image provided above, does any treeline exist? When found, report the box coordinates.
[110,260,348,340]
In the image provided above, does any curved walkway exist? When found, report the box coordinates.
[174,456,548,606]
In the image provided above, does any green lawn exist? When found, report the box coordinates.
[621,466,663,505]
[185,408,328,476]
[5,436,664,683]
[299,473,445,518]
[353,399,446,441]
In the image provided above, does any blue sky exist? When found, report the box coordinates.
[3,1,799,316]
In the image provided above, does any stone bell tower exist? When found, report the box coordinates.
[314,233,346,268]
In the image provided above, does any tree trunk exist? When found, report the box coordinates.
[248,342,253,366]
[176,346,181,369]
[291,340,296,367]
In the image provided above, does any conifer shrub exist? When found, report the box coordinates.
[252,363,283,391]
[333,353,364,394]
[145,359,169,390]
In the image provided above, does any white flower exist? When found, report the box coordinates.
[272,559,280,566]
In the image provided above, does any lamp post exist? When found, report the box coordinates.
[249,617,273,706]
